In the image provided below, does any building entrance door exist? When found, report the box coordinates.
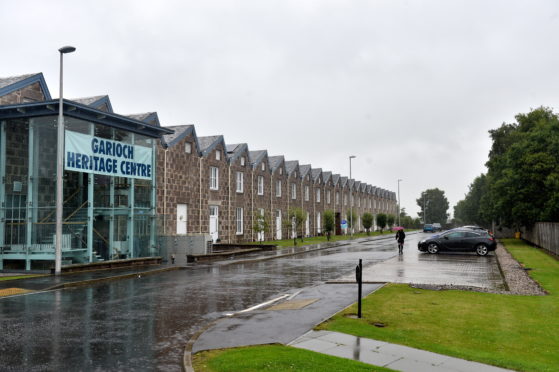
[209,206,219,243]
[275,210,282,240]
[176,204,187,234]
[335,212,341,235]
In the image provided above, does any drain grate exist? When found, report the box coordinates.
[267,298,318,310]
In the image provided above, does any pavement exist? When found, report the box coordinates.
[190,233,514,372]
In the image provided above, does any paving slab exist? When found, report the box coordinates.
[290,330,514,372]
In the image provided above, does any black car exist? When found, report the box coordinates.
[418,228,496,256]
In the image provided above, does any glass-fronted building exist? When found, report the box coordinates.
[0,99,172,270]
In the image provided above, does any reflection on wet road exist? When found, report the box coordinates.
[0,237,395,371]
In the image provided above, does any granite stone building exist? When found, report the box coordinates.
[0,72,398,270]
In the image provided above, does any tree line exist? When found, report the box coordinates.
[454,107,559,228]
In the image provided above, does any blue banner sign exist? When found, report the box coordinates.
[65,131,152,180]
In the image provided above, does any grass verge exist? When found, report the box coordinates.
[192,344,395,372]
[0,274,44,281]
[253,230,400,248]
[317,238,559,371]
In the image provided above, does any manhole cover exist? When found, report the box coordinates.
[267,298,318,310]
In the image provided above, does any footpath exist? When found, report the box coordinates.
[189,232,513,372]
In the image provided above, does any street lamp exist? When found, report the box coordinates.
[397,179,402,226]
[55,45,76,275]
[349,155,356,238]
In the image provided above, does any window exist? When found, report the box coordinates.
[336,192,340,205]
[316,188,321,202]
[210,166,219,190]
[327,190,331,204]
[257,176,264,195]
[344,193,347,205]
[291,183,296,199]
[276,180,282,197]
[279,167,283,175]
[240,156,245,166]
[305,186,309,201]
[185,142,192,153]
[216,150,221,160]
[261,162,266,171]
[236,207,244,234]
[236,171,244,193]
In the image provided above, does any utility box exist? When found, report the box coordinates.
[158,234,212,265]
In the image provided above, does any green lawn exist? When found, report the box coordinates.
[317,239,559,372]
[0,274,44,281]
[253,230,398,248]
[192,344,395,372]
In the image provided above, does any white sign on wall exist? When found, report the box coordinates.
[65,130,152,180]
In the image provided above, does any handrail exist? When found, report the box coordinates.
[64,200,88,222]
[93,227,110,247]
[40,188,82,223]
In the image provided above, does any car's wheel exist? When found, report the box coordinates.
[427,243,439,254]
[476,244,489,256]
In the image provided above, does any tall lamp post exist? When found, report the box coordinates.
[397,179,402,226]
[349,155,356,238]
[55,45,76,275]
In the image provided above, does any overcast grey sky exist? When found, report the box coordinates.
[2,0,559,218]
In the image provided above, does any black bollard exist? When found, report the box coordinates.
[355,258,362,318]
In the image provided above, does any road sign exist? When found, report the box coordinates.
[341,219,348,229]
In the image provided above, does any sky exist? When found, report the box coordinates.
[2,0,559,218]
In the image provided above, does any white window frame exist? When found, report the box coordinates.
[336,191,340,205]
[236,171,244,193]
[257,176,264,195]
[210,166,219,190]
[276,180,282,197]
[261,162,266,171]
[316,188,321,203]
[305,185,309,201]
[291,183,296,200]
[185,142,192,154]
[240,156,245,166]
[236,207,244,234]
[216,150,221,160]
[327,190,331,204]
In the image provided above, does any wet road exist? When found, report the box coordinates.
[0,236,396,372]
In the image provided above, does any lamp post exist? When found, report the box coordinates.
[397,179,402,226]
[349,155,356,238]
[55,45,76,275]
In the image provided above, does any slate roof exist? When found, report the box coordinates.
[322,171,332,184]
[285,160,299,176]
[354,181,361,191]
[198,135,225,157]
[249,150,268,169]
[348,179,355,190]
[0,73,51,101]
[160,125,197,149]
[71,95,114,113]
[340,176,348,187]
[268,156,285,172]
[126,112,160,126]
[299,164,312,178]
[331,174,340,186]
[311,168,322,183]
[226,143,248,163]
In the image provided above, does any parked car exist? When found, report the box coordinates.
[417,228,496,256]
[423,224,434,232]
[432,223,442,232]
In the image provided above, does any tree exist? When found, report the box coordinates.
[252,211,269,242]
[453,174,490,227]
[362,213,373,235]
[416,188,449,224]
[323,210,335,241]
[288,207,306,245]
[376,213,387,232]
[386,214,395,229]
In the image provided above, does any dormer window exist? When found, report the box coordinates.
[240,156,245,166]
[279,167,283,175]
[261,163,266,171]
[216,150,221,160]
[185,142,192,154]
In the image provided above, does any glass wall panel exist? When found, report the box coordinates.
[134,215,152,257]
[4,119,29,251]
